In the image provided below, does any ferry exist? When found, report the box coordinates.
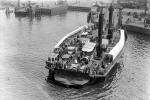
[45,4,126,86]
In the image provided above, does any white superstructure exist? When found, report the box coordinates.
[109,29,125,60]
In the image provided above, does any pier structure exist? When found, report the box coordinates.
[68,1,112,12]
[39,5,68,15]
[68,2,92,12]
[122,9,150,35]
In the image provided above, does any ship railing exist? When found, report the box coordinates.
[88,60,106,77]
[54,62,92,74]
[54,25,88,49]
[46,58,106,76]
[46,59,106,77]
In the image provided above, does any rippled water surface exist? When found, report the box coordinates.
[0,10,150,100]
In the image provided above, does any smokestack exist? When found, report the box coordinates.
[108,4,114,29]
[107,4,114,40]
[96,13,104,58]
[118,8,122,28]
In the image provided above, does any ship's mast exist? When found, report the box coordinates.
[145,0,147,15]
[148,0,150,14]
[117,0,122,28]
[42,0,43,7]
[18,0,20,7]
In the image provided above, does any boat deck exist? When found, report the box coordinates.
[46,24,121,78]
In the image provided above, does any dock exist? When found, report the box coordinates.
[122,9,150,35]
[124,21,150,35]
[68,2,120,12]
[68,2,91,12]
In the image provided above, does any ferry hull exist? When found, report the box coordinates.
[54,70,90,86]
[47,69,107,86]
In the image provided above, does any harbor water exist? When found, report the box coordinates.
[0,10,150,100]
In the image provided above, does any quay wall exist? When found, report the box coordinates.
[40,8,51,15]
[68,6,90,12]
[39,5,68,15]
[124,24,150,35]
[51,5,68,15]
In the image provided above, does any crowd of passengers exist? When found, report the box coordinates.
[47,36,92,62]
[46,56,106,75]
[46,36,108,75]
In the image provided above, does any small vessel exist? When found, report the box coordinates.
[5,7,13,14]
[45,4,126,86]
[14,1,38,17]
[14,0,68,16]
[14,7,32,16]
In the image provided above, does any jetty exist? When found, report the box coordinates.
[122,9,150,35]
[68,2,110,12]
[123,20,150,35]
[68,2,91,12]
[40,0,68,15]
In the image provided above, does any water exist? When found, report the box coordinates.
[0,10,150,100]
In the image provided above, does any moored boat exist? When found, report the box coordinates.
[5,7,13,14]
[14,1,39,17]
[45,4,126,86]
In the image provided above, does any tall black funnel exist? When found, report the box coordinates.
[108,4,114,40]
[96,13,104,58]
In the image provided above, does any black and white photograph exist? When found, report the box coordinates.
[0,0,150,100]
